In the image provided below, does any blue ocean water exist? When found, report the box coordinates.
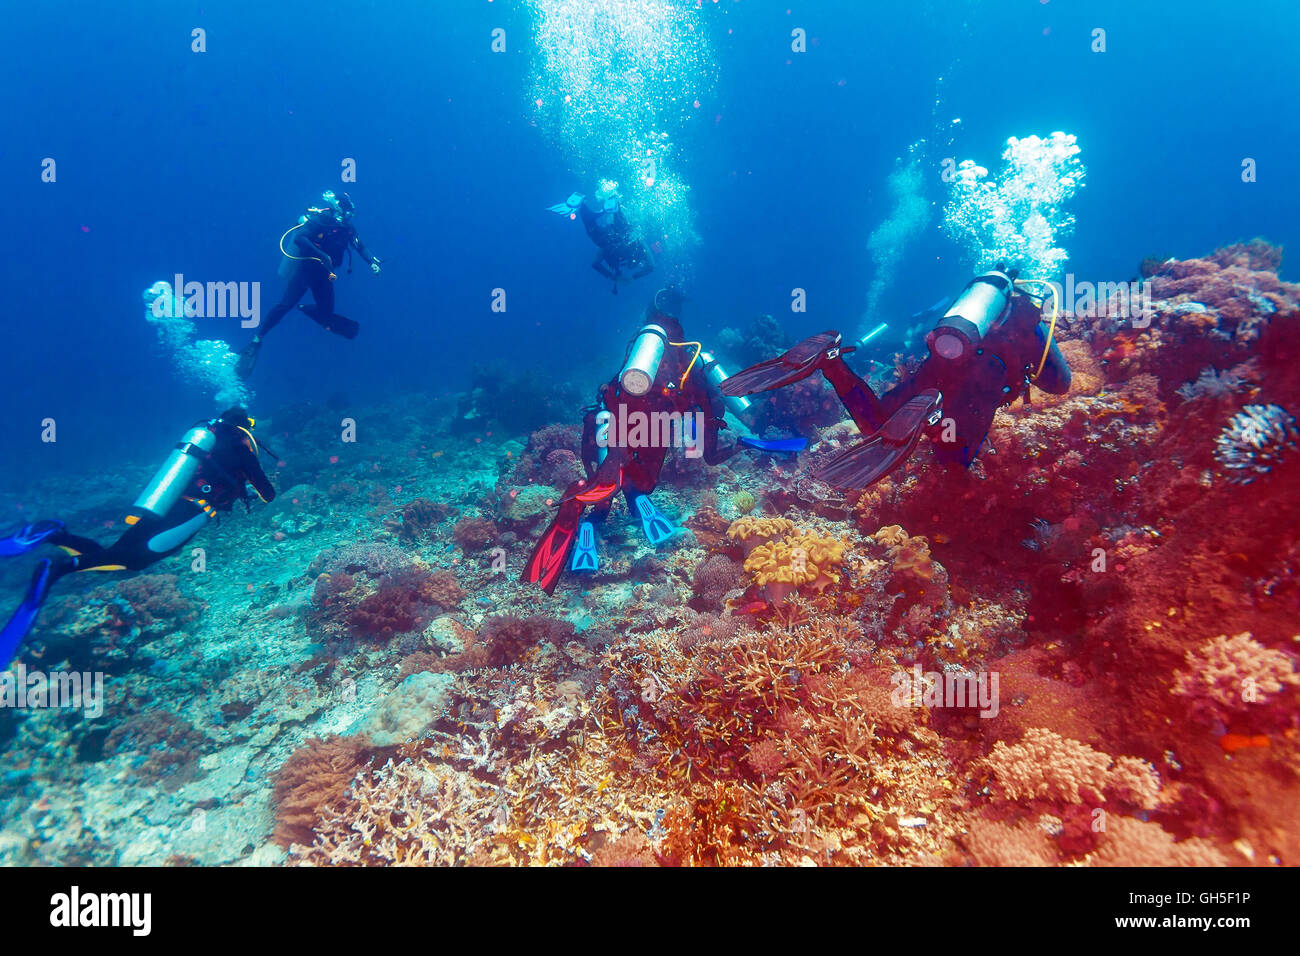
[2,0,1296,477]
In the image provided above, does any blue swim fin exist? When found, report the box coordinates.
[1,558,55,667]
[634,496,676,547]
[0,520,64,557]
[570,521,600,572]
[738,435,808,455]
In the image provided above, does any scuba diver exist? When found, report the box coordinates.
[0,408,276,666]
[523,287,805,594]
[548,179,655,293]
[722,268,1072,489]
[237,190,382,378]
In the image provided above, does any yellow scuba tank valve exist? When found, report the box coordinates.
[129,425,218,521]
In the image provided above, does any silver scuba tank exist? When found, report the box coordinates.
[619,324,668,396]
[926,270,1014,362]
[130,424,218,521]
[700,350,751,416]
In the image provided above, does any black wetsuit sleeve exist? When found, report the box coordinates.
[293,232,333,266]
[351,234,377,265]
[240,443,276,503]
[1032,324,1072,394]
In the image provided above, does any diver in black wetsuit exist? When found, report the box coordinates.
[549,179,654,292]
[722,268,1073,489]
[0,408,276,665]
[237,191,381,377]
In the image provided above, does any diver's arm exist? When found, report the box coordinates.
[238,444,276,503]
[591,251,616,279]
[1031,324,1072,395]
[351,234,379,267]
[292,233,333,268]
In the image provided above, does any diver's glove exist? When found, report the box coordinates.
[370,259,382,275]
[547,193,584,216]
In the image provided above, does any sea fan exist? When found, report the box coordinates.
[1175,363,1255,402]
[1213,404,1298,484]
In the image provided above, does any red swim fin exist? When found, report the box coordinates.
[523,510,580,595]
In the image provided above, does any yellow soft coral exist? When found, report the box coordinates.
[744,530,845,592]
[873,524,909,548]
[726,515,795,542]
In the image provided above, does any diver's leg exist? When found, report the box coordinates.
[238,265,310,376]
[701,418,739,465]
[259,265,311,339]
[819,356,891,434]
[300,269,360,339]
[523,449,628,593]
[75,501,212,573]
[47,529,107,560]
[591,251,616,279]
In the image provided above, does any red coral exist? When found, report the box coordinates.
[272,735,374,848]
[452,516,498,553]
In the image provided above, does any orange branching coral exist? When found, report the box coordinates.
[622,605,958,864]
[273,735,375,848]
[961,819,1057,867]
[982,728,1160,809]
[1172,632,1298,713]
[1084,816,1229,867]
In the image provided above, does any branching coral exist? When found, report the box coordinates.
[273,735,375,848]
[981,728,1160,809]
[1172,632,1298,717]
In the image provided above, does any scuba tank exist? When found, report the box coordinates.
[619,324,668,396]
[129,424,218,522]
[926,269,1017,363]
[700,351,751,416]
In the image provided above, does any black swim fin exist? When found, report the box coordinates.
[813,389,942,489]
[299,305,360,339]
[1,558,56,667]
[236,340,261,379]
[721,332,853,397]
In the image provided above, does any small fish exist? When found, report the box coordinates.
[1219,733,1269,753]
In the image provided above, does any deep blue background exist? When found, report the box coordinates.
[2,0,1297,488]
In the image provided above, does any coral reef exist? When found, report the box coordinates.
[3,242,1298,869]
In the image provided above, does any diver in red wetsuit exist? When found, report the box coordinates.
[524,287,795,595]
[722,268,1073,488]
